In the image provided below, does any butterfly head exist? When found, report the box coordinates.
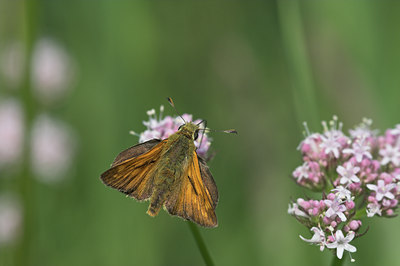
[178,122,200,141]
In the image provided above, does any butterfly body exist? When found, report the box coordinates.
[147,128,196,216]
[101,122,219,227]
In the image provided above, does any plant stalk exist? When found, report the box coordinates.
[187,222,215,266]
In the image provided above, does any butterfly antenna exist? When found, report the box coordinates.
[167,97,186,123]
[197,120,207,149]
[199,127,238,135]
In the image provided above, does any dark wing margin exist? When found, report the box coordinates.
[164,152,218,227]
[100,139,166,201]
[198,156,218,207]
[111,139,161,167]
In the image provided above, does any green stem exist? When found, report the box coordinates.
[187,222,215,266]
[277,0,319,129]
[331,253,346,266]
[15,1,37,265]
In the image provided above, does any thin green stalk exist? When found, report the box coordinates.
[277,0,319,129]
[331,253,346,266]
[15,1,37,265]
[187,222,215,266]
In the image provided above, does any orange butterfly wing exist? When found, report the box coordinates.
[100,139,167,201]
[165,152,218,227]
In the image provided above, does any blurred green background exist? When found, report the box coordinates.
[1,1,400,265]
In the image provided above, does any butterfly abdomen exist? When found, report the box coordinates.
[146,167,176,217]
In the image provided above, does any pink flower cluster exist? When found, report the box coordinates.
[289,117,400,261]
[132,105,211,158]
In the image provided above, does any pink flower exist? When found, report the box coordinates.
[136,106,211,158]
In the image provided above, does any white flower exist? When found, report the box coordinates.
[299,227,326,251]
[366,202,382,217]
[139,129,162,143]
[326,230,357,259]
[297,132,321,153]
[31,114,76,183]
[337,163,360,185]
[0,99,24,168]
[349,118,375,139]
[379,144,400,166]
[349,127,371,139]
[332,186,352,201]
[288,203,309,218]
[320,133,341,158]
[324,198,347,222]
[390,124,400,135]
[31,38,74,104]
[366,180,396,201]
[0,194,22,245]
[293,163,309,182]
[343,139,372,163]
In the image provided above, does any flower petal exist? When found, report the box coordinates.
[344,231,355,242]
[336,246,344,259]
[344,243,357,253]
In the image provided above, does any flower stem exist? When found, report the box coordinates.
[331,253,346,266]
[277,0,320,129]
[187,222,215,266]
[15,1,37,265]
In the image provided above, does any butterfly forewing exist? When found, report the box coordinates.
[101,140,167,201]
[165,151,218,227]
[111,139,161,167]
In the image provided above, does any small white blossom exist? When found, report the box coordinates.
[343,138,372,163]
[293,163,309,182]
[320,134,341,158]
[324,198,347,222]
[332,186,352,201]
[31,114,76,182]
[337,163,360,185]
[366,203,382,217]
[326,230,357,260]
[390,124,400,135]
[31,38,75,104]
[299,227,326,251]
[366,180,396,201]
[0,194,22,245]
[380,144,400,166]
[0,99,24,168]
[288,203,309,218]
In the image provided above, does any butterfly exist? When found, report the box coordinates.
[100,98,236,227]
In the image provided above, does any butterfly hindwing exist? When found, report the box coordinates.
[198,156,219,207]
[100,139,166,201]
[165,151,218,227]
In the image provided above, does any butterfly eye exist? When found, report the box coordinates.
[194,130,199,140]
